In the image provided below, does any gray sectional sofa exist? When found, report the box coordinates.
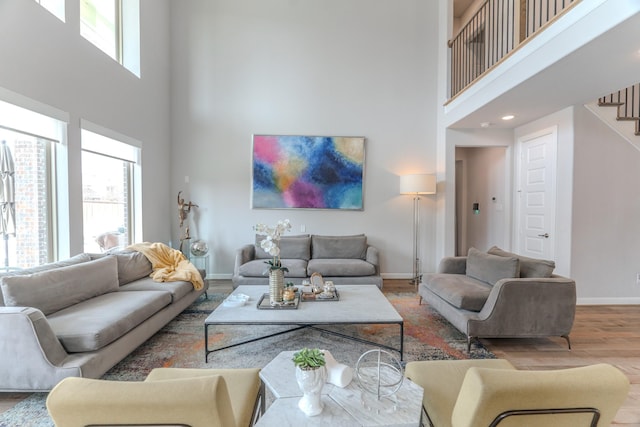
[419,247,576,351]
[0,250,206,392]
[233,234,382,288]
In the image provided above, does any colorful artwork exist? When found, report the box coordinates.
[252,135,365,210]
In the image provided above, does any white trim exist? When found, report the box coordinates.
[208,273,233,280]
[0,86,69,125]
[577,297,640,305]
[80,118,142,149]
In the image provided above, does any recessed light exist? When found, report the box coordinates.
[502,115,515,121]
[480,122,492,128]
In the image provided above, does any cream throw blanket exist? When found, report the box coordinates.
[128,242,204,290]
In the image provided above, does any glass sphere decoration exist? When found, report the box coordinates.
[355,349,404,401]
[190,239,209,257]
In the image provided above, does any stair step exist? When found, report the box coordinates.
[599,101,624,106]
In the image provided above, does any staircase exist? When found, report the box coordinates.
[598,84,640,136]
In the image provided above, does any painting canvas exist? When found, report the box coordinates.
[252,135,365,210]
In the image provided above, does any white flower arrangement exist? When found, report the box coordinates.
[254,219,292,271]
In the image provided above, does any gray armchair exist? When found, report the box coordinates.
[419,248,576,351]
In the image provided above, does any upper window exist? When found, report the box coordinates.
[80,0,121,62]
[80,0,141,77]
[33,0,65,22]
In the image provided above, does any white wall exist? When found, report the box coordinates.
[456,147,508,254]
[572,105,640,303]
[169,0,439,278]
[0,0,173,256]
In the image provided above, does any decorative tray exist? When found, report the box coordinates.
[256,293,300,310]
[301,289,340,302]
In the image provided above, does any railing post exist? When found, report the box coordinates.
[518,0,527,43]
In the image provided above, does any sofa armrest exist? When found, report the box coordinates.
[365,246,380,273]
[233,244,256,276]
[0,307,81,391]
[438,256,467,274]
[468,277,576,337]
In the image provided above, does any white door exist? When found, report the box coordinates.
[515,127,557,259]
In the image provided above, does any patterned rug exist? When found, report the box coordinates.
[0,285,494,426]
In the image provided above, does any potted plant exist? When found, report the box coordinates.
[292,348,326,416]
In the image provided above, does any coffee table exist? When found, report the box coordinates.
[256,351,423,426]
[204,285,404,362]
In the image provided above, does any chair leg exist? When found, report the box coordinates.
[562,335,572,351]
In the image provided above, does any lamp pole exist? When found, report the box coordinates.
[399,174,436,288]
[411,193,422,286]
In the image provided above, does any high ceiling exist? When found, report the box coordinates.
[453,0,475,18]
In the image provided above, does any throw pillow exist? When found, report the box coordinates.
[1,256,119,315]
[254,234,311,260]
[311,234,367,259]
[487,246,555,278]
[466,247,519,286]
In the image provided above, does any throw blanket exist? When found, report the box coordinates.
[127,242,204,290]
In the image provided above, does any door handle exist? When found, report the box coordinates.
[538,233,549,238]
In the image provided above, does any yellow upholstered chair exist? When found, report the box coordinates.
[46,367,264,427]
[405,359,630,427]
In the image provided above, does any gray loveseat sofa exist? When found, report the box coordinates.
[233,234,382,288]
[0,250,206,392]
[418,246,576,351]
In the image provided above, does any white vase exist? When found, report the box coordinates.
[269,269,284,305]
[295,366,326,416]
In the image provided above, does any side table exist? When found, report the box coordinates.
[190,255,209,274]
[257,351,423,427]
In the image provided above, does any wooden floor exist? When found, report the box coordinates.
[1,279,638,426]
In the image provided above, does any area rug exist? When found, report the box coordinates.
[0,285,494,426]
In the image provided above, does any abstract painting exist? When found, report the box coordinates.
[252,135,365,210]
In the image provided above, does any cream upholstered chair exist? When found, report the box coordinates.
[46,367,264,427]
[404,359,630,427]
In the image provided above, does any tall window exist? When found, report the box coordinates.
[80,0,121,61]
[0,129,54,269]
[33,0,65,22]
[81,129,139,253]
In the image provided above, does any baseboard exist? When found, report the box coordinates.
[208,273,416,280]
[577,297,640,305]
[206,273,233,280]
[381,273,414,280]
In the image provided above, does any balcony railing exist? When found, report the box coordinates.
[449,0,579,98]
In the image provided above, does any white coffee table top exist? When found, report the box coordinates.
[257,350,423,427]
[205,285,403,325]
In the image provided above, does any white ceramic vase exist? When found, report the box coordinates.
[268,269,284,305]
[295,366,326,416]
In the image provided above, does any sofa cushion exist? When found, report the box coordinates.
[466,248,519,286]
[119,277,194,302]
[238,259,308,278]
[254,235,311,261]
[47,290,172,352]
[0,253,92,307]
[487,246,555,278]
[311,235,367,259]
[90,251,153,285]
[0,256,119,315]
[307,259,375,277]
[424,273,492,312]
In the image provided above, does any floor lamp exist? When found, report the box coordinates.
[400,174,436,286]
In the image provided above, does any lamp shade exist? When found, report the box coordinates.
[399,174,436,195]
